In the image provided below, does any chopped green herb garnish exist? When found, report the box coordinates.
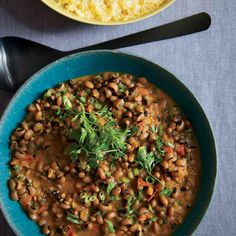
[151,216,158,222]
[133,168,139,176]
[160,187,173,197]
[99,191,106,202]
[107,220,115,233]
[150,125,158,133]
[66,103,130,168]
[130,126,139,136]
[159,125,164,136]
[122,177,130,183]
[118,83,126,93]
[79,96,86,103]
[66,213,80,225]
[62,95,72,109]
[13,165,20,172]
[107,182,116,195]
[136,146,163,184]
[156,137,165,155]
[111,196,120,201]
[126,196,135,215]
[145,175,156,184]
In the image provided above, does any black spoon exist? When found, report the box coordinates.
[0,12,211,93]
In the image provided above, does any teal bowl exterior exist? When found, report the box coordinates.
[0,51,217,236]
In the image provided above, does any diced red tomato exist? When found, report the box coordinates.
[164,146,173,154]
[20,195,32,207]
[176,145,186,156]
[137,177,150,189]
[37,204,47,214]
[91,224,100,233]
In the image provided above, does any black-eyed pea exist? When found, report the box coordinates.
[124,102,134,110]
[106,212,116,220]
[111,187,121,196]
[153,222,160,234]
[122,77,131,86]
[41,211,48,217]
[97,214,104,224]
[28,104,36,112]
[100,163,109,172]
[28,186,36,196]
[39,219,47,226]
[104,88,112,98]
[147,186,154,196]
[9,179,16,190]
[24,129,33,141]
[134,95,142,102]
[35,136,44,146]
[160,196,168,206]
[29,213,37,221]
[151,199,157,208]
[97,168,106,180]
[168,206,175,217]
[87,223,94,230]
[93,198,99,207]
[92,89,100,99]
[138,77,147,84]
[15,128,25,137]
[35,111,42,121]
[108,82,118,93]
[176,159,186,167]
[80,209,89,221]
[58,176,66,185]
[161,161,169,169]
[56,96,62,106]
[128,153,135,163]
[130,224,141,232]
[83,176,92,183]
[139,132,149,141]
[85,81,94,89]
[42,224,51,235]
[60,202,70,209]
[99,204,112,213]
[114,99,124,109]
[10,190,19,201]
[33,123,43,132]
[138,207,149,215]
[121,218,133,226]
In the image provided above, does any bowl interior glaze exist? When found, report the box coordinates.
[0,50,217,236]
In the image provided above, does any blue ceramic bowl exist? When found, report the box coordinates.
[0,51,217,236]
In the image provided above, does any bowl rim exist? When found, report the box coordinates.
[40,0,176,25]
[0,50,217,236]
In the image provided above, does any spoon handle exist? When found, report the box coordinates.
[69,12,211,54]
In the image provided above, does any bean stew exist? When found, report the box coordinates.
[9,72,200,236]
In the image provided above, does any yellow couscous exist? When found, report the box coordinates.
[54,0,167,22]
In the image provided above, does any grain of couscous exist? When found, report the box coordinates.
[55,0,167,22]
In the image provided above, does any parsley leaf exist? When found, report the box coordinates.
[150,125,158,133]
[107,220,115,233]
[130,126,139,136]
[62,95,72,109]
[127,195,135,215]
[118,83,126,93]
[136,146,163,184]
[156,136,165,155]
[160,187,173,196]
[107,182,116,195]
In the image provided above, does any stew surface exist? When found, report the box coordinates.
[9,72,200,236]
